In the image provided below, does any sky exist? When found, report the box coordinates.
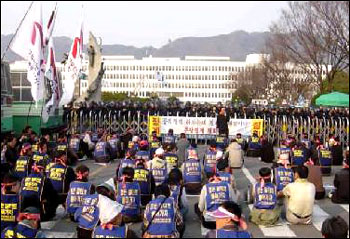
[1,1,288,48]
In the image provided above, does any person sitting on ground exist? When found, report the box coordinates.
[226,139,244,169]
[147,148,168,187]
[142,184,184,238]
[181,147,205,195]
[163,129,176,145]
[150,131,162,159]
[14,143,33,180]
[93,134,113,164]
[167,168,189,219]
[196,171,238,230]
[249,167,280,226]
[133,158,155,207]
[271,154,294,197]
[135,140,151,162]
[304,157,326,200]
[216,157,239,198]
[330,151,349,204]
[1,207,46,238]
[236,133,247,151]
[163,144,179,173]
[116,167,142,223]
[291,142,307,167]
[321,216,349,238]
[92,196,138,238]
[281,165,316,225]
[203,141,218,178]
[206,201,251,238]
[117,149,137,180]
[329,136,343,166]
[66,165,95,221]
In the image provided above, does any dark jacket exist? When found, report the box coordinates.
[331,145,343,166]
[216,114,229,136]
[332,168,349,204]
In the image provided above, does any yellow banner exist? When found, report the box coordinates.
[148,116,161,137]
[251,119,264,137]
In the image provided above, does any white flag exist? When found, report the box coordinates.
[44,4,57,47]
[59,7,84,107]
[10,2,45,103]
[42,37,60,123]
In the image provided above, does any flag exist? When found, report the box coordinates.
[10,2,45,103]
[42,37,60,123]
[44,4,57,46]
[59,7,84,107]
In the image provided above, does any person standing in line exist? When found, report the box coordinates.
[176,133,190,167]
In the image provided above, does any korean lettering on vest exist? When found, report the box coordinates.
[254,183,277,210]
[32,153,47,165]
[204,151,217,174]
[48,165,66,193]
[165,154,178,170]
[184,160,201,183]
[275,167,294,191]
[151,141,160,149]
[3,224,37,238]
[134,169,151,195]
[252,137,259,143]
[151,166,167,186]
[69,138,80,152]
[292,149,305,165]
[20,174,43,198]
[217,172,232,185]
[78,194,99,230]
[57,143,67,152]
[93,225,127,238]
[146,198,176,236]
[320,149,332,165]
[66,182,92,214]
[15,156,29,178]
[1,194,19,228]
[117,182,140,216]
[206,182,230,212]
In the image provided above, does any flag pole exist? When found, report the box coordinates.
[1,1,34,61]
[26,100,33,126]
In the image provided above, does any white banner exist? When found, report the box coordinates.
[159,116,263,136]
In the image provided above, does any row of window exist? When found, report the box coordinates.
[103,65,244,73]
[103,74,236,81]
[99,81,237,89]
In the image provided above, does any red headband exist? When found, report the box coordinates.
[17,213,41,222]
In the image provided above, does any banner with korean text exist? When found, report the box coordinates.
[151,116,263,136]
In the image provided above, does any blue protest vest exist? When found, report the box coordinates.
[275,167,294,191]
[93,225,127,238]
[319,149,332,175]
[76,194,100,230]
[145,197,176,236]
[134,168,151,195]
[150,140,161,149]
[108,138,118,154]
[150,163,168,186]
[32,152,49,165]
[183,159,202,184]
[66,181,92,214]
[116,182,141,217]
[20,173,44,200]
[47,164,67,194]
[254,182,277,210]
[291,149,306,166]
[136,150,151,162]
[205,182,230,212]
[1,194,19,231]
[279,147,291,158]
[14,156,30,179]
[164,153,179,172]
[163,135,175,144]
[56,143,68,153]
[204,150,217,174]
[216,229,251,238]
[91,133,99,143]
[1,224,38,238]
[118,158,136,179]
[216,136,227,150]
[94,142,109,160]
[170,185,181,206]
[249,137,261,149]
[69,138,81,153]
[31,144,39,154]
[217,172,232,185]
[45,159,56,174]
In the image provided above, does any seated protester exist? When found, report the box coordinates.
[1,207,46,238]
[216,157,238,192]
[57,132,79,166]
[168,168,189,219]
[163,144,180,173]
[91,132,100,144]
[304,158,326,200]
[14,143,33,180]
[92,201,138,238]
[116,167,142,223]
[277,141,292,163]
[181,148,205,195]
[19,161,58,222]
[69,134,83,159]
[94,134,113,164]
[260,135,275,163]
[32,141,50,167]
[163,129,176,145]
[271,154,294,195]
[203,141,218,178]
[47,151,76,211]
[216,134,228,151]
[226,139,244,169]
[196,172,238,230]
[116,149,137,180]
[81,131,95,159]
[147,148,168,187]
[66,165,95,221]
[41,134,56,159]
[331,153,349,204]
[128,135,140,151]
[4,135,19,170]
[206,201,251,238]
[185,144,199,161]
[249,167,280,226]
[134,158,155,207]
[142,184,185,238]
[107,133,120,160]
[236,133,247,151]
[318,144,333,176]
[75,182,116,239]
[321,216,349,238]
[248,132,262,150]
[149,131,161,159]
[329,137,343,166]
[281,165,316,225]
[291,143,307,167]
[1,173,20,231]
[135,140,151,162]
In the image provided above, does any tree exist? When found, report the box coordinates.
[270,1,349,94]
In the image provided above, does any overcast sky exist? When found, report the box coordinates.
[1,1,288,48]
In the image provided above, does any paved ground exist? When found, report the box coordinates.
[42,145,349,238]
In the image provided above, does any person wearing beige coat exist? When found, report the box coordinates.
[225,139,244,169]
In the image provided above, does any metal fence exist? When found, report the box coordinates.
[65,109,349,148]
